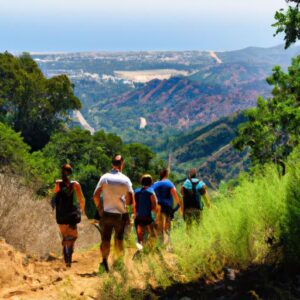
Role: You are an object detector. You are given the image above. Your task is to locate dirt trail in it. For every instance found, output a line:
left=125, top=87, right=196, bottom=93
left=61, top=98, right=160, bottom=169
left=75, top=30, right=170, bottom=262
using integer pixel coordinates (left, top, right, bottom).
left=0, top=239, right=101, bottom=300
left=0, top=237, right=157, bottom=300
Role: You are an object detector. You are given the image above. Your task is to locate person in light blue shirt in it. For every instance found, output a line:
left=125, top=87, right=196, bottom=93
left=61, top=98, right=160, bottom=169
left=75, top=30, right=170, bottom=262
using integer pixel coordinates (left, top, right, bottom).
left=180, top=168, right=211, bottom=228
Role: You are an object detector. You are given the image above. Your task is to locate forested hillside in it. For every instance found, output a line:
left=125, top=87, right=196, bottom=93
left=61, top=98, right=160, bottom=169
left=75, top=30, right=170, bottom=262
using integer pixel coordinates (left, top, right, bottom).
left=167, top=113, right=249, bottom=188
left=0, top=53, right=162, bottom=204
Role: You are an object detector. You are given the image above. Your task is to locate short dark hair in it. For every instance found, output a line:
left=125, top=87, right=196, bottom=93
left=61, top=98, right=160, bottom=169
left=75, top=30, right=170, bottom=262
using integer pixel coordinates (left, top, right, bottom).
left=62, top=164, right=73, bottom=174
left=141, top=174, right=153, bottom=186
left=189, top=168, right=197, bottom=178
left=112, top=154, right=124, bottom=167
left=159, top=168, right=169, bottom=180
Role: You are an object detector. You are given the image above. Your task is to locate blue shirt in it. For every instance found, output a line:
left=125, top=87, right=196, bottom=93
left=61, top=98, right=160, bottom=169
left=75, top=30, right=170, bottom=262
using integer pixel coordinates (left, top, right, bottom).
left=152, top=179, right=175, bottom=208
left=134, top=187, right=154, bottom=218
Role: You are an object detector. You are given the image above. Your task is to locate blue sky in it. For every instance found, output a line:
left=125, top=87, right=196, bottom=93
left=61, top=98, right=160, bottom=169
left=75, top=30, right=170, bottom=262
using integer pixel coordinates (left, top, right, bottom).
left=0, top=0, right=286, bottom=52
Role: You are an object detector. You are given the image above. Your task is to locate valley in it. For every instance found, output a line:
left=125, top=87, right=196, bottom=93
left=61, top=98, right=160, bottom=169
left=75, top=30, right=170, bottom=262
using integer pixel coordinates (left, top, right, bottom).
left=32, top=45, right=300, bottom=186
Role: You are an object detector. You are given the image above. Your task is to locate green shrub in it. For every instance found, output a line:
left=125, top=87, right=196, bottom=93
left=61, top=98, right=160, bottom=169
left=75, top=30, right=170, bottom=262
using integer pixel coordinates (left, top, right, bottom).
left=171, top=163, right=288, bottom=279
left=282, top=146, right=300, bottom=265
left=0, top=122, right=30, bottom=172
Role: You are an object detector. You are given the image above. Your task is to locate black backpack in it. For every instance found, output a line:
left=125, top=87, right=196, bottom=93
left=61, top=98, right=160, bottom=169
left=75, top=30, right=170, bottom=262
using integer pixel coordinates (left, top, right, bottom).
left=183, top=179, right=204, bottom=210
left=52, top=182, right=81, bottom=225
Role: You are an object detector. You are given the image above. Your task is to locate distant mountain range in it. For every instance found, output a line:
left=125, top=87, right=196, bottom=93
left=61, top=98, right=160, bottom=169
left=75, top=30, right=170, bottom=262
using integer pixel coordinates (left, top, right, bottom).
left=32, top=45, right=300, bottom=186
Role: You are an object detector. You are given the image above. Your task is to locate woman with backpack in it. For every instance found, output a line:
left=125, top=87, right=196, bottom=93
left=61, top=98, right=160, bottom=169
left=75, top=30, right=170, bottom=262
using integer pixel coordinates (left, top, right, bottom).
left=52, top=164, right=85, bottom=267
left=180, top=168, right=211, bottom=229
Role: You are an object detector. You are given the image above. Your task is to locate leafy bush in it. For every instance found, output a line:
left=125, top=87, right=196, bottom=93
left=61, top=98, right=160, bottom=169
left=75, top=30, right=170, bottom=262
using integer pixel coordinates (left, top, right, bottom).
left=0, top=122, right=30, bottom=172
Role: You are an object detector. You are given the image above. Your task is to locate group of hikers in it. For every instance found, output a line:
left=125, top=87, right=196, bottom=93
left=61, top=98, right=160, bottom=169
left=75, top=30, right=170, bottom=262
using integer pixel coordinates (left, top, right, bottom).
left=52, top=154, right=211, bottom=272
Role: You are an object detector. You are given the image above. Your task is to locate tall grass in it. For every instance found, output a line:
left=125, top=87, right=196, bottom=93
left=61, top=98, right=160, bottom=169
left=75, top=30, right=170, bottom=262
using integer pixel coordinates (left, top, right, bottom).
left=99, top=148, right=300, bottom=298
left=171, top=165, right=288, bottom=280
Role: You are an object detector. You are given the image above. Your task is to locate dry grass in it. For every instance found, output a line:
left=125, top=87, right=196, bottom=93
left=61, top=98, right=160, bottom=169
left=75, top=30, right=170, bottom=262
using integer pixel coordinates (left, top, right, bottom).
left=0, top=173, right=100, bottom=256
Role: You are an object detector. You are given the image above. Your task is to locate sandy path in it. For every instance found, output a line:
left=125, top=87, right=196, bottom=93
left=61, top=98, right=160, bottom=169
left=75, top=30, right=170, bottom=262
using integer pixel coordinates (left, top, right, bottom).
left=1, top=246, right=101, bottom=300
left=0, top=239, right=151, bottom=300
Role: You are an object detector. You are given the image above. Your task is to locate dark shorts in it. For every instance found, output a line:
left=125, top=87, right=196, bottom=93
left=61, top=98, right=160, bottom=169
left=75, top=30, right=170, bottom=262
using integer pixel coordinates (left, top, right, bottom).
left=184, top=208, right=201, bottom=224
left=101, top=212, right=129, bottom=242
left=134, top=217, right=153, bottom=227
left=159, top=204, right=173, bottom=217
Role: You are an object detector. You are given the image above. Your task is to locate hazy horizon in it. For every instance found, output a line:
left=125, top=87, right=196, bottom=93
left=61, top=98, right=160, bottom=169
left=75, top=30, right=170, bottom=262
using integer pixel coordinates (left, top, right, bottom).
left=0, top=0, right=287, bottom=52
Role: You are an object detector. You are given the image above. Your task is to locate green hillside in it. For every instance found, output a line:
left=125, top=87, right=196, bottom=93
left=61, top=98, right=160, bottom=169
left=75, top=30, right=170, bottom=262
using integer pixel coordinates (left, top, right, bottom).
left=166, top=113, right=249, bottom=187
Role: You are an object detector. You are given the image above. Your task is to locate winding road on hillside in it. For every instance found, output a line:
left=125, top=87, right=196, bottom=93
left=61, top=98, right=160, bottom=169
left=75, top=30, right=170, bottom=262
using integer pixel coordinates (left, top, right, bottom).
left=209, top=51, right=223, bottom=64
left=74, top=110, right=95, bottom=135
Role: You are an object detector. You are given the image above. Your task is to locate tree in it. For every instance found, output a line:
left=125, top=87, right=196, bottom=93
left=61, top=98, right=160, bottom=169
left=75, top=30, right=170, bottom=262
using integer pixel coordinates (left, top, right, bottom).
left=233, top=58, right=300, bottom=171
left=273, top=0, right=300, bottom=49
left=0, top=52, right=81, bottom=150
left=233, top=2, right=300, bottom=171
left=123, top=143, right=155, bottom=183
left=0, top=122, right=30, bottom=172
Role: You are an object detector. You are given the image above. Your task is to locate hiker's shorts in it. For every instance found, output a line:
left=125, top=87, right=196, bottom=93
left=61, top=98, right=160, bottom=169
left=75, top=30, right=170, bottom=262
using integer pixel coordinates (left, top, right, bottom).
left=183, top=208, right=201, bottom=225
left=101, top=212, right=129, bottom=242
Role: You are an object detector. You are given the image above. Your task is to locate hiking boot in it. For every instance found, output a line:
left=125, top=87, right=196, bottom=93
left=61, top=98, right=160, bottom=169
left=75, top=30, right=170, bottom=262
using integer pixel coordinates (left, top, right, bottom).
left=63, top=247, right=73, bottom=268
left=98, top=259, right=109, bottom=274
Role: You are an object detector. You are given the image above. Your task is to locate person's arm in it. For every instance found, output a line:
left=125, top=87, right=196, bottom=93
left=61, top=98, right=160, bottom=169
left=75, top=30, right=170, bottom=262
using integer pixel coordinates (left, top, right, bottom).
left=200, top=184, right=211, bottom=208
left=74, top=182, right=86, bottom=214
left=51, top=181, right=61, bottom=209
left=180, top=186, right=185, bottom=197
left=53, top=181, right=60, bottom=193
left=132, top=193, right=137, bottom=219
left=126, top=191, right=133, bottom=206
left=93, top=179, right=104, bottom=216
left=171, top=187, right=183, bottom=212
left=125, top=179, right=134, bottom=207
left=151, top=193, right=158, bottom=223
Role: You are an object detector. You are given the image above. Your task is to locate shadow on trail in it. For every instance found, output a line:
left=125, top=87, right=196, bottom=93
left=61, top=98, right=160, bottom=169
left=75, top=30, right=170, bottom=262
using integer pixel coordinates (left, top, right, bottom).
left=130, top=264, right=300, bottom=300
left=78, top=272, right=98, bottom=278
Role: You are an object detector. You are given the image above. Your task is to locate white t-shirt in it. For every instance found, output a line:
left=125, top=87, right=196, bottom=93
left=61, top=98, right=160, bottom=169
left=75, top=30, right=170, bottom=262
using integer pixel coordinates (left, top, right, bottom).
left=94, top=170, right=133, bottom=214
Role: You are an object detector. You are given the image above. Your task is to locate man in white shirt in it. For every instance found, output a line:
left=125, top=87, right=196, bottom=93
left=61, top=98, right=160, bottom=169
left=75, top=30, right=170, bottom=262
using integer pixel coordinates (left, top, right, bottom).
left=93, top=154, right=133, bottom=272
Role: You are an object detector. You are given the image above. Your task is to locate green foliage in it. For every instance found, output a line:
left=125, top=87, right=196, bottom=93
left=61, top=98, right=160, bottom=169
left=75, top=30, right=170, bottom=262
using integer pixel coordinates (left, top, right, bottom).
left=0, top=122, right=30, bottom=171
left=0, top=122, right=59, bottom=193
left=0, top=52, right=81, bottom=150
left=233, top=56, right=300, bottom=167
left=273, top=1, right=300, bottom=49
left=171, top=164, right=287, bottom=278
left=282, top=146, right=300, bottom=263
left=123, top=143, right=155, bottom=184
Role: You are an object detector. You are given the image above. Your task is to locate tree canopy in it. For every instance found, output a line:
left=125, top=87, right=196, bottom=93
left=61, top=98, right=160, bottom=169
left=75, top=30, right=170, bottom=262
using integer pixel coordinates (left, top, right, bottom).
left=0, top=52, right=81, bottom=150
left=234, top=4, right=300, bottom=171
left=273, top=0, right=300, bottom=49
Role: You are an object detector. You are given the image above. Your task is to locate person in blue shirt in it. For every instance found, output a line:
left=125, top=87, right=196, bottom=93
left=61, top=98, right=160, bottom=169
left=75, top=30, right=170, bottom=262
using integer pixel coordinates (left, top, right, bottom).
left=152, top=168, right=182, bottom=245
left=133, top=174, right=157, bottom=247
left=180, top=168, right=211, bottom=229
